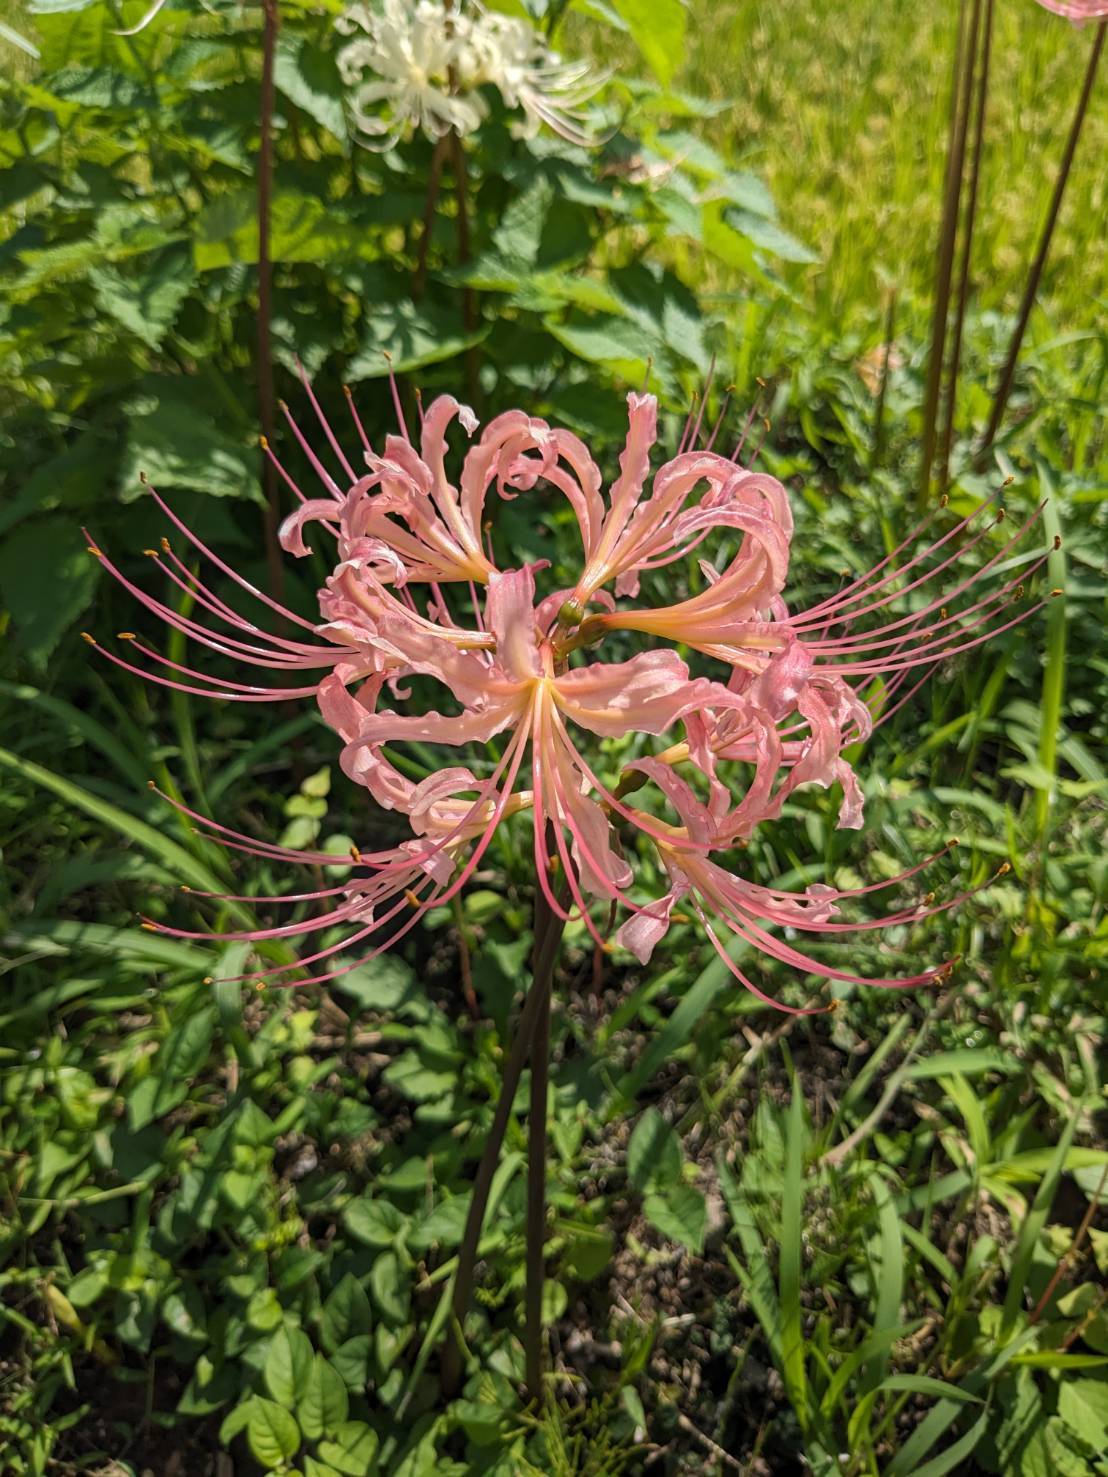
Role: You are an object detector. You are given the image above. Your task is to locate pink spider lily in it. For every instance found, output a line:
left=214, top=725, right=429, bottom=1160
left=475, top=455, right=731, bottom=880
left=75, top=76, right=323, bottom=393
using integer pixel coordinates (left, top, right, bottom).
left=87, top=372, right=1045, bottom=1011
left=1032, top=1, right=1108, bottom=19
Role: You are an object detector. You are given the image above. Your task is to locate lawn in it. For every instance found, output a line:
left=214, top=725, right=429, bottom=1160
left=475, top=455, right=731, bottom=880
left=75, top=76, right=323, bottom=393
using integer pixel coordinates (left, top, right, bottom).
left=1, top=2, right=1106, bottom=1475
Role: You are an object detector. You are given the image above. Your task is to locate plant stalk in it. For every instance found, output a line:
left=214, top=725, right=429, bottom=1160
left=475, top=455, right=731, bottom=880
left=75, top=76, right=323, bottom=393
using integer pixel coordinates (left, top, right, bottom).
left=440, top=879, right=566, bottom=1397
left=975, top=20, right=1105, bottom=467
left=936, top=0, right=993, bottom=494
left=257, top=0, right=283, bottom=602
left=918, top=0, right=977, bottom=509
left=524, top=931, right=552, bottom=1405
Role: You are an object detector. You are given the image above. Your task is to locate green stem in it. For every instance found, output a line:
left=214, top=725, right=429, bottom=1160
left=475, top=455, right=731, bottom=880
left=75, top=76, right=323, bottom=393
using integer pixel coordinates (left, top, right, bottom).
left=975, top=21, right=1105, bottom=467
left=258, top=0, right=283, bottom=604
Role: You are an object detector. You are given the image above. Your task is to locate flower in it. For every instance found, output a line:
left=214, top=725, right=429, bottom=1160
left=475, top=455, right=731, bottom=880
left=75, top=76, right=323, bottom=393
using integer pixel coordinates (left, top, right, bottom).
left=336, top=0, right=602, bottom=148
left=88, top=373, right=1046, bottom=1010
left=1032, top=1, right=1108, bottom=19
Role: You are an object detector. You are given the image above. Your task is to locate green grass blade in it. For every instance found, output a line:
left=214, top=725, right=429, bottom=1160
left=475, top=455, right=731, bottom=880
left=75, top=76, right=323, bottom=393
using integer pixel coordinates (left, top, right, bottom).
left=779, top=1083, right=809, bottom=1429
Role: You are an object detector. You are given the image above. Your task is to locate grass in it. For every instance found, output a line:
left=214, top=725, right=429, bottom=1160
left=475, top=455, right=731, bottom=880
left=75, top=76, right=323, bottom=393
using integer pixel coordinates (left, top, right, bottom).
left=686, top=0, right=1108, bottom=333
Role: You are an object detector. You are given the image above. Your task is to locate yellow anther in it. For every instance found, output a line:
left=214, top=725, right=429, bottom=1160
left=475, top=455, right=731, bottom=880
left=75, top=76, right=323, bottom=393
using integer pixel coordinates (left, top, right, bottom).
left=343, top=384, right=353, bottom=398
left=147, top=779, right=157, bottom=790
left=762, top=416, right=771, bottom=432
left=349, top=845, right=363, bottom=863
left=259, top=435, right=269, bottom=450
left=144, top=548, right=159, bottom=558
left=948, top=836, right=960, bottom=848
left=117, top=631, right=136, bottom=641
left=87, top=544, right=102, bottom=557
left=181, top=885, right=191, bottom=893
left=941, top=607, right=948, bottom=620
left=80, top=631, right=96, bottom=644
left=404, top=888, right=422, bottom=908
left=278, top=398, right=289, bottom=412
left=160, top=537, right=171, bottom=553
left=997, top=862, right=1011, bottom=877
left=939, top=494, right=949, bottom=508
left=139, top=921, right=157, bottom=932
left=1050, top=588, right=1063, bottom=598
left=1016, top=585, right=1025, bottom=599
left=924, top=891, right=936, bottom=906
left=138, top=470, right=148, bottom=484
left=995, top=508, right=1006, bottom=523
left=255, top=981, right=266, bottom=992
left=202, top=975, right=213, bottom=985
left=1003, top=475, right=1014, bottom=487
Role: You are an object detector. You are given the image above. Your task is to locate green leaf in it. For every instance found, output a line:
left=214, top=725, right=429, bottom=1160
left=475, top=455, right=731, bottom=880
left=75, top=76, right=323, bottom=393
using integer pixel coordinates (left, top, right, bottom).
left=627, top=1108, right=682, bottom=1193
left=878, top=1375, right=982, bottom=1403
left=317, top=1420, right=380, bottom=1476
left=779, top=1086, right=808, bottom=1427
left=274, top=31, right=347, bottom=143
left=612, top=0, right=686, bottom=85
left=264, top=1324, right=314, bottom=1408
left=407, top=1196, right=470, bottom=1253
left=297, top=1354, right=350, bottom=1442
left=911, top=1406, right=991, bottom=1477
left=321, top=1274, right=373, bottom=1353
left=724, top=208, right=817, bottom=264
left=193, top=190, right=364, bottom=271
left=346, top=300, right=489, bottom=382
left=643, top=1185, right=707, bottom=1254
left=121, top=378, right=258, bottom=501
left=0, top=516, right=99, bottom=667
left=247, top=1398, right=301, bottom=1468
left=370, top=1250, right=410, bottom=1326
left=344, top=1196, right=406, bottom=1249
left=90, top=245, right=195, bottom=349
left=1057, top=1378, right=1108, bottom=1450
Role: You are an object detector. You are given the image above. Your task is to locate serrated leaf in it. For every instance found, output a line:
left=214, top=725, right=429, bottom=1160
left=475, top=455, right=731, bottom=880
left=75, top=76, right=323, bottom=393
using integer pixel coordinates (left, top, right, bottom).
left=90, top=245, right=194, bottom=349
left=121, top=378, right=257, bottom=501
left=274, top=31, right=347, bottom=143
left=0, top=515, right=100, bottom=668
left=346, top=300, right=488, bottom=381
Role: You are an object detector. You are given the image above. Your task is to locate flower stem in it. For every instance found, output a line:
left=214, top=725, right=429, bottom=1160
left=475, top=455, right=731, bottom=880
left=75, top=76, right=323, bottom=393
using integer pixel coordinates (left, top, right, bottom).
left=975, top=20, right=1105, bottom=468
left=918, top=0, right=980, bottom=510
left=257, top=0, right=283, bottom=603
left=936, top=0, right=993, bottom=495
left=440, top=879, right=566, bottom=1397
left=413, top=134, right=448, bottom=301
left=524, top=936, right=552, bottom=1405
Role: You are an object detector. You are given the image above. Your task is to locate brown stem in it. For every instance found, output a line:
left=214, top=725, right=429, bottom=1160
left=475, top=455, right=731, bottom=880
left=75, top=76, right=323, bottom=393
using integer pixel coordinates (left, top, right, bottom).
left=440, top=884, right=566, bottom=1397
left=937, top=0, right=993, bottom=494
left=871, top=287, right=898, bottom=472
left=258, top=0, right=283, bottom=603
left=448, top=129, right=480, bottom=404
left=524, top=930, right=552, bottom=1405
left=1030, top=1157, right=1108, bottom=1325
left=918, top=0, right=978, bottom=510
left=413, top=134, right=448, bottom=301
left=975, top=20, right=1105, bottom=467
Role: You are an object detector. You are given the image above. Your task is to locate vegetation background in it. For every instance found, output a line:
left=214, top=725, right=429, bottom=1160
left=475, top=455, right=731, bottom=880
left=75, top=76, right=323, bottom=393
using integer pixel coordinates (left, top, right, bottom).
left=1, top=1, right=1106, bottom=1474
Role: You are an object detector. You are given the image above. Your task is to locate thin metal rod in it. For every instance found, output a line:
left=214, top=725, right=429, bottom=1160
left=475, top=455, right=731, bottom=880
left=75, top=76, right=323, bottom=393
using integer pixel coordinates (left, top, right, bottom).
left=918, top=0, right=978, bottom=509
left=975, top=20, right=1105, bottom=466
left=937, top=0, right=994, bottom=493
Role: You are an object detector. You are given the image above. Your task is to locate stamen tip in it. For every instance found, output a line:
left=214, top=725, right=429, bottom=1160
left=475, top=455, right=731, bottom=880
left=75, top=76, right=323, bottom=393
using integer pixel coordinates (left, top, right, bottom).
left=139, top=921, right=157, bottom=932
left=343, top=383, right=353, bottom=398
left=117, top=631, right=135, bottom=641
left=160, top=537, right=171, bottom=553
left=259, top=435, right=269, bottom=450
left=180, top=885, right=191, bottom=893
left=996, top=862, right=1011, bottom=877
left=144, top=548, right=159, bottom=558
left=138, top=470, right=148, bottom=485
left=80, top=631, right=96, bottom=644
left=255, top=981, right=266, bottom=992
left=202, top=975, right=214, bottom=985
left=147, top=780, right=157, bottom=790
left=87, top=544, right=102, bottom=557
left=948, top=836, right=960, bottom=848
left=1050, top=587, right=1063, bottom=598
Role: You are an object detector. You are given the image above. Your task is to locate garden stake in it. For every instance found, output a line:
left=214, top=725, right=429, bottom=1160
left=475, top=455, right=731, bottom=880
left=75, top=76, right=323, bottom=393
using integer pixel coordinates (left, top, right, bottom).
left=975, top=19, right=1105, bottom=466
left=937, top=0, right=994, bottom=494
left=919, top=0, right=979, bottom=509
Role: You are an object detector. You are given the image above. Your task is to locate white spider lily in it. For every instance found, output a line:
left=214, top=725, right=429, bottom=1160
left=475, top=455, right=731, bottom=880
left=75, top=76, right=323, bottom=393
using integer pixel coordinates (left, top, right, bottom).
left=336, top=0, right=602, bottom=148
